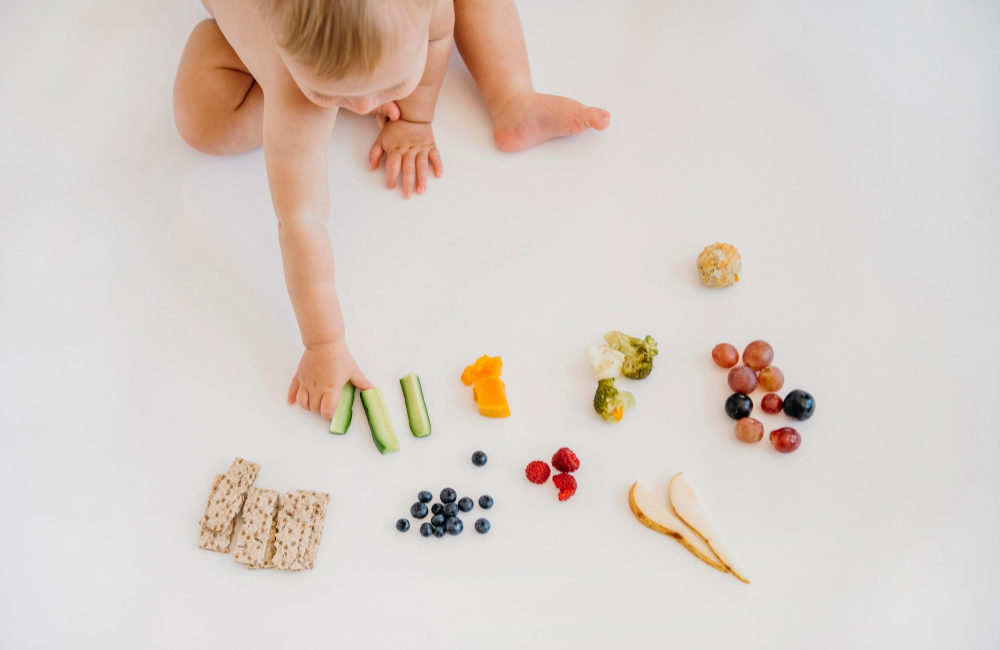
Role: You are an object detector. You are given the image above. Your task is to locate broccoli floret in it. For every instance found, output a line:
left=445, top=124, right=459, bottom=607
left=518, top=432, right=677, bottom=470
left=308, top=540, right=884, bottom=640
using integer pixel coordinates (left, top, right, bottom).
left=593, top=378, right=636, bottom=422
left=604, top=330, right=659, bottom=380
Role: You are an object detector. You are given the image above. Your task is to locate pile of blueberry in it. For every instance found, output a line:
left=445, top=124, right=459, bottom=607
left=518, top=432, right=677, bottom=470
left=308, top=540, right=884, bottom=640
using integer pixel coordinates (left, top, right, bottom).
left=394, top=451, right=492, bottom=537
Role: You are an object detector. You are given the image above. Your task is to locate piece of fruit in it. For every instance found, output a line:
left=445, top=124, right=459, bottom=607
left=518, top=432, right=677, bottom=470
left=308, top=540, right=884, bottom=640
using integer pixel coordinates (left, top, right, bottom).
left=472, top=375, right=511, bottom=418
left=419, top=522, right=433, bottom=537
left=442, top=503, right=459, bottom=518
left=478, top=495, right=493, bottom=509
left=727, top=366, right=758, bottom=394
left=396, top=518, right=410, bottom=532
left=742, top=340, right=774, bottom=371
left=770, top=427, right=801, bottom=453
left=711, top=343, right=739, bottom=368
left=627, top=481, right=727, bottom=573
left=461, top=355, right=503, bottom=386
left=410, top=502, right=428, bottom=519
left=430, top=503, right=443, bottom=516
left=668, top=473, right=748, bottom=583
left=757, top=366, right=784, bottom=392
left=761, top=393, right=783, bottom=414
left=399, top=373, right=431, bottom=438
left=471, top=451, right=488, bottom=467
left=525, top=461, right=551, bottom=484
left=783, top=389, right=815, bottom=420
left=360, top=387, right=400, bottom=454
left=430, top=514, right=446, bottom=528
left=724, top=393, right=753, bottom=420
left=418, top=490, right=433, bottom=503
left=440, top=488, right=457, bottom=504
left=553, top=473, right=577, bottom=501
left=457, top=497, right=474, bottom=512
left=433, top=526, right=446, bottom=538
left=734, top=417, right=764, bottom=443
left=551, top=447, right=580, bottom=473
left=328, top=382, right=356, bottom=435
left=445, top=517, right=464, bottom=535
left=474, top=518, right=490, bottom=534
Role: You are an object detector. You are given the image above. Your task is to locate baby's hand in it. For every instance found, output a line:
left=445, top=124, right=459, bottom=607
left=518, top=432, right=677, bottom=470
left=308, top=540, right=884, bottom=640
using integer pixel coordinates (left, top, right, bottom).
left=287, top=341, right=372, bottom=420
left=368, top=118, right=443, bottom=198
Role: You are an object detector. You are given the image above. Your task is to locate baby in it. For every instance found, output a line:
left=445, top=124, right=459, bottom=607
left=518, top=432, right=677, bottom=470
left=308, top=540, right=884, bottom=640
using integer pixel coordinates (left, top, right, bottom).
left=173, top=0, right=610, bottom=420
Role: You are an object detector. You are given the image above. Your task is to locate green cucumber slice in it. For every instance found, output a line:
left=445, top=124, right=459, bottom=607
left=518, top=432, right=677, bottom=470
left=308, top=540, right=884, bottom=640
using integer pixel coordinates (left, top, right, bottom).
left=360, top=387, right=400, bottom=454
left=328, top=382, right=356, bottom=435
left=399, top=373, right=431, bottom=438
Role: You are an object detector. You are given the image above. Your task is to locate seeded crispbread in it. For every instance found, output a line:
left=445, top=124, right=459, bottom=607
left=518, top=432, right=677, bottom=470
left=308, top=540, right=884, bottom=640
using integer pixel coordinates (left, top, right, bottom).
left=233, top=487, right=280, bottom=568
left=198, top=474, right=236, bottom=552
left=199, top=458, right=260, bottom=533
left=273, top=490, right=330, bottom=571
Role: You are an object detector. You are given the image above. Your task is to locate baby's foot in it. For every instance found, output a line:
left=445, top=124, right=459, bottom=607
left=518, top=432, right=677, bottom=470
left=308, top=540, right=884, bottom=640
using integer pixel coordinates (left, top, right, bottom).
left=491, top=92, right=610, bottom=152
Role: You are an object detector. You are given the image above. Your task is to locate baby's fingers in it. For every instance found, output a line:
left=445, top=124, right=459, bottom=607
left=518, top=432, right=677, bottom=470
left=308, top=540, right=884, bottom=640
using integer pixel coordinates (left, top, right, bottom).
left=369, top=140, right=384, bottom=171
left=319, top=391, right=337, bottom=420
left=402, top=150, right=417, bottom=198
left=296, top=385, right=310, bottom=411
left=429, top=148, right=444, bottom=178
left=415, top=150, right=429, bottom=194
left=352, top=370, right=374, bottom=391
left=385, top=151, right=402, bottom=189
left=287, top=376, right=300, bottom=405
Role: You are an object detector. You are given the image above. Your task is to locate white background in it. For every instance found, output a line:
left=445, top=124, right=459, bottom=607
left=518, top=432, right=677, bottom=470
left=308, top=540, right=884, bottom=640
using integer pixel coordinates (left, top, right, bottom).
left=2, top=1, right=999, bottom=648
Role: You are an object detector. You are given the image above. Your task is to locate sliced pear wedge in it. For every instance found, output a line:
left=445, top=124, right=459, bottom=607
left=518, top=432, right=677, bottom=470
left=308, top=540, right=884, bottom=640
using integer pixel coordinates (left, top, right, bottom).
left=628, top=481, right=728, bottom=574
left=669, top=473, right=749, bottom=584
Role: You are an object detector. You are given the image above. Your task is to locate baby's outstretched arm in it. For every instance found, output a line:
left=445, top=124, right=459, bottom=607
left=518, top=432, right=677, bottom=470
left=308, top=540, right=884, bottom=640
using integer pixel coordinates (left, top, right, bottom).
left=264, top=87, right=372, bottom=418
left=368, top=1, right=455, bottom=197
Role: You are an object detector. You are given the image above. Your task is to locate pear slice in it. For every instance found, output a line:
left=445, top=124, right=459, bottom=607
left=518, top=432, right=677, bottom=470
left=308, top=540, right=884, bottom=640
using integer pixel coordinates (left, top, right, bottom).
left=628, top=481, right=728, bottom=573
left=668, top=473, right=749, bottom=584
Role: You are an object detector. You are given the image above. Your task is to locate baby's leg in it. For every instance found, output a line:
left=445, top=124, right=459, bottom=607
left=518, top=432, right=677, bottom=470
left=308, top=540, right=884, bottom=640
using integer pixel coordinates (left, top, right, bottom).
left=173, top=19, right=264, bottom=155
left=453, top=0, right=610, bottom=152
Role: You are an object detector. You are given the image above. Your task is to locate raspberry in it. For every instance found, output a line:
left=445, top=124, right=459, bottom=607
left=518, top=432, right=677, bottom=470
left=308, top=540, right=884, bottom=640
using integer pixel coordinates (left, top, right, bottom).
left=525, top=461, right=551, bottom=484
left=552, top=473, right=577, bottom=501
left=551, top=447, right=580, bottom=473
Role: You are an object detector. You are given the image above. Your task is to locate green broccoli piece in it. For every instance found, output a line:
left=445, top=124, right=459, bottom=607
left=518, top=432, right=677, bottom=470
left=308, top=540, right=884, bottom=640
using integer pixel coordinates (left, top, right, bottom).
left=604, top=330, right=659, bottom=380
left=593, top=378, right=636, bottom=422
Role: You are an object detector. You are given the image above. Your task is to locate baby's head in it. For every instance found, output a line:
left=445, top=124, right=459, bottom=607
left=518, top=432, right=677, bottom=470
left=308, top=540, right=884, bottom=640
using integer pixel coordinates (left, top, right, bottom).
left=256, top=0, right=432, bottom=113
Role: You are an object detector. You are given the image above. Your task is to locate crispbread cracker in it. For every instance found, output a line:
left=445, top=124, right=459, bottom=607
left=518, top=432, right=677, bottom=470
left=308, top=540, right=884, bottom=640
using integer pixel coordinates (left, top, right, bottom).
left=233, top=487, right=279, bottom=568
left=273, top=490, right=330, bottom=571
left=198, top=474, right=236, bottom=552
left=200, top=458, right=260, bottom=533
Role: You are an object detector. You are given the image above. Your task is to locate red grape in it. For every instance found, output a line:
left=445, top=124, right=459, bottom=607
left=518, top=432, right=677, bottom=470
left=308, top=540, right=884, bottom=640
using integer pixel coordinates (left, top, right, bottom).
left=728, top=366, right=758, bottom=393
left=711, top=343, right=739, bottom=368
left=743, top=340, right=774, bottom=371
left=761, top=393, right=784, bottom=414
left=758, top=366, right=784, bottom=392
left=769, top=427, right=801, bottom=453
left=734, top=417, right=764, bottom=443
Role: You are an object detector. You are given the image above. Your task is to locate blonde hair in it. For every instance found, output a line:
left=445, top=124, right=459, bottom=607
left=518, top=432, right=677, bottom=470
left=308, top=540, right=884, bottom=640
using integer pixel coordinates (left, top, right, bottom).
left=257, top=0, right=429, bottom=79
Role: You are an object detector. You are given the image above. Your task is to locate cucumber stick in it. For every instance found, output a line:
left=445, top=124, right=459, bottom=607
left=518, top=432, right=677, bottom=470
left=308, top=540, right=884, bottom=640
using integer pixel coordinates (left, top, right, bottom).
left=399, top=374, right=431, bottom=438
left=328, top=382, right=356, bottom=435
left=360, top=387, right=400, bottom=454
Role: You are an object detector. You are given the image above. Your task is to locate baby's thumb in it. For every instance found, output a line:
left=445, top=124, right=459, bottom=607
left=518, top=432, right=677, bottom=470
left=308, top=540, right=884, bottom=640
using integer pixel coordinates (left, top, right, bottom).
left=351, top=371, right=374, bottom=391
left=377, top=101, right=400, bottom=122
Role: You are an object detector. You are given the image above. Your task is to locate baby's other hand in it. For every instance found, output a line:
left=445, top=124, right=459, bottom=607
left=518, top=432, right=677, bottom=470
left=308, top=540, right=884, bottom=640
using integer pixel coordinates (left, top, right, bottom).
left=368, top=118, right=443, bottom=198
left=287, top=341, right=372, bottom=420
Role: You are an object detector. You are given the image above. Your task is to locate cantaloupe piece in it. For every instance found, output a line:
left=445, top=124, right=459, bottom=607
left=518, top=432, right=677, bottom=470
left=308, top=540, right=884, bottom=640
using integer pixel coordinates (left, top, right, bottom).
left=461, top=355, right=503, bottom=386
left=472, top=375, right=510, bottom=418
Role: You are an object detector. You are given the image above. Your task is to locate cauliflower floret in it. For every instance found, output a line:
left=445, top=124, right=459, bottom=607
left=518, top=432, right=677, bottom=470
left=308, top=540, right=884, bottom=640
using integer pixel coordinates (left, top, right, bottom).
left=586, top=343, right=626, bottom=380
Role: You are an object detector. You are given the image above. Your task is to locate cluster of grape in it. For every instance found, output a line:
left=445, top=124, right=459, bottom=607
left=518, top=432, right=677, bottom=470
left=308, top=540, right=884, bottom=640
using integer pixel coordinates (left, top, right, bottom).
left=711, top=341, right=815, bottom=454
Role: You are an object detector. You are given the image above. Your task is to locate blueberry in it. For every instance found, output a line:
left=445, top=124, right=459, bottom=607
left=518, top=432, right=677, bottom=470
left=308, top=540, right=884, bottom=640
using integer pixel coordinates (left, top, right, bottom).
left=457, top=497, right=474, bottom=512
left=410, top=502, right=428, bottom=519
left=478, top=495, right=493, bottom=509
left=431, top=503, right=443, bottom=516
left=440, top=488, right=457, bottom=504
left=395, top=518, right=410, bottom=532
left=471, top=451, right=488, bottom=466
left=432, top=526, right=446, bottom=538
left=783, top=389, right=815, bottom=421
left=442, top=503, right=459, bottom=518
left=430, top=514, right=446, bottom=528
left=419, top=522, right=433, bottom=537
left=474, top=518, right=490, bottom=534
left=445, top=517, right=463, bottom=535
left=724, top=393, right=753, bottom=420
left=418, top=490, right=433, bottom=503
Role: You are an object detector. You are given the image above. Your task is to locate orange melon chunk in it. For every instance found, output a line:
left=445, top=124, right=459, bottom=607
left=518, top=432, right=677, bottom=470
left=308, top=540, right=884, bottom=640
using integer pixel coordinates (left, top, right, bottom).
left=461, top=355, right=503, bottom=386
left=472, top=375, right=510, bottom=418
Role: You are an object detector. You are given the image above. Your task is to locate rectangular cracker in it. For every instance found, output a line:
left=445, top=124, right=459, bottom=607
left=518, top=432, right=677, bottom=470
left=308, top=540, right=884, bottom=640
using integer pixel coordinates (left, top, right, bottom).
left=198, top=474, right=236, bottom=552
left=272, top=490, right=330, bottom=571
left=199, top=457, right=260, bottom=533
left=233, top=487, right=280, bottom=568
